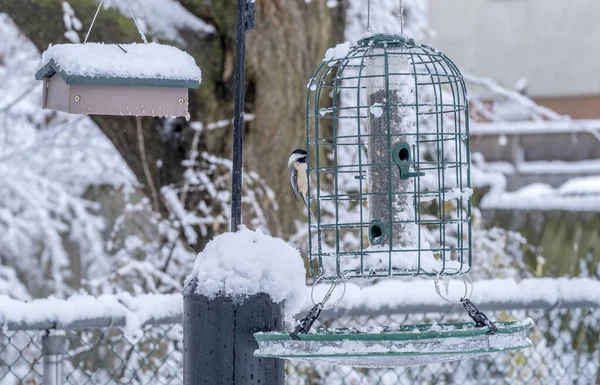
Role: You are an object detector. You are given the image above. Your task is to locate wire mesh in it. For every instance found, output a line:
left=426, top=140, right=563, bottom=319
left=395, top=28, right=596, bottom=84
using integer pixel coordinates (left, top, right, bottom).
left=305, top=34, right=471, bottom=281
left=1, top=307, right=598, bottom=385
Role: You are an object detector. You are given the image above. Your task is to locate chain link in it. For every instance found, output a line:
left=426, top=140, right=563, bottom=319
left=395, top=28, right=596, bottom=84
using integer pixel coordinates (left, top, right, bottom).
left=461, top=298, right=498, bottom=335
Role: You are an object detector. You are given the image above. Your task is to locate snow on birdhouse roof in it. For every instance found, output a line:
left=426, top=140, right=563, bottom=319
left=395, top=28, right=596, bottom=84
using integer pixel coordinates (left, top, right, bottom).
left=35, top=42, right=202, bottom=88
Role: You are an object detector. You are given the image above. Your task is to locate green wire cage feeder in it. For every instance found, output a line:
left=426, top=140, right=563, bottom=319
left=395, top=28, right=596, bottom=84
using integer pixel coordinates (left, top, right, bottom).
left=307, top=34, right=472, bottom=280
left=255, top=33, right=533, bottom=366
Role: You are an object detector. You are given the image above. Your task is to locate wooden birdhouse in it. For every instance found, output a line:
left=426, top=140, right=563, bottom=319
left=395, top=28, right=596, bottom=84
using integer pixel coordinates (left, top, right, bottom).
left=35, top=43, right=201, bottom=117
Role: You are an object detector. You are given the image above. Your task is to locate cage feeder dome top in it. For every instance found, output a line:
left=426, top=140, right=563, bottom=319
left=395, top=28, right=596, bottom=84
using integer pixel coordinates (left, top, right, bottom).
left=357, top=33, right=416, bottom=47
left=36, top=43, right=201, bottom=117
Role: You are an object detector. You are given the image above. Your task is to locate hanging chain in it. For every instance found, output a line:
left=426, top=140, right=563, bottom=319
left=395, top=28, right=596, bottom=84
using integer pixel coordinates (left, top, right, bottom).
left=290, top=279, right=345, bottom=340
left=461, top=298, right=498, bottom=335
left=84, top=0, right=147, bottom=44
left=289, top=303, right=323, bottom=340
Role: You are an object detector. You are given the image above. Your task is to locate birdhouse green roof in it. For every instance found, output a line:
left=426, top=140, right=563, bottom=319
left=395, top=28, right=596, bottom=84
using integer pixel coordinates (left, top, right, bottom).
left=35, top=43, right=202, bottom=89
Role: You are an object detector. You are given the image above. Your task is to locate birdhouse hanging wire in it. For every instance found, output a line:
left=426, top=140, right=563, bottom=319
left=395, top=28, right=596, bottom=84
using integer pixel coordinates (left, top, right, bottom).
left=305, top=33, right=472, bottom=281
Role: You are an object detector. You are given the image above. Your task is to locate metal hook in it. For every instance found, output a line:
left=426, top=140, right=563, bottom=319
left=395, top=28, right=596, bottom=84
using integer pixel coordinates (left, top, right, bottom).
left=310, top=277, right=347, bottom=310
left=434, top=271, right=473, bottom=304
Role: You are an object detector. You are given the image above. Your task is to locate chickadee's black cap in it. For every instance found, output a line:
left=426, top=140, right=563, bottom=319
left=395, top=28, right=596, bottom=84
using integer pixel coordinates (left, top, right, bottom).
left=290, top=149, right=307, bottom=156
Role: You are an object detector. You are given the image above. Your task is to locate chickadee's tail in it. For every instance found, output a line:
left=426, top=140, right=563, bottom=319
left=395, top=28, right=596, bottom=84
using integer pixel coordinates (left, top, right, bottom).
left=300, top=193, right=317, bottom=222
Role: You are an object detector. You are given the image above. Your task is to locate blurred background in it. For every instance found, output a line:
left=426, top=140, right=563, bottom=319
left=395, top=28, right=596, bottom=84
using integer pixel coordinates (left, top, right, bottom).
left=0, top=0, right=598, bottom=384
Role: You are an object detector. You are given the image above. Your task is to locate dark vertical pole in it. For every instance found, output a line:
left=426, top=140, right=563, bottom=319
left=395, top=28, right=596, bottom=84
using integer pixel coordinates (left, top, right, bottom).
left=185, top=8, right=283, bottom=385
left=231, top=0, right=255, bottom=232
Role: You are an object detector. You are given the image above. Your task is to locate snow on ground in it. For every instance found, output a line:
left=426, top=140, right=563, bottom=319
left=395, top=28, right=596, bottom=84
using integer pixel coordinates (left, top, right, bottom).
left=39, top=43, right=201, bottom=82
left=185, top=226, right=307, bottom=314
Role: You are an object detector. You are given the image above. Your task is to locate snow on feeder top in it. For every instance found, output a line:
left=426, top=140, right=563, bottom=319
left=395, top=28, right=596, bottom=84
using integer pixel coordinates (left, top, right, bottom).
left=35, top=42, right=201, bottom=117
left=305, top=33, right=472, bottom=281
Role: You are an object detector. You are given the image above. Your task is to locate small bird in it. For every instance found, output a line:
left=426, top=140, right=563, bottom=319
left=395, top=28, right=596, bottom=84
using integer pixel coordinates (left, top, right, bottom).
left=288, top=149, right=316, bottom=221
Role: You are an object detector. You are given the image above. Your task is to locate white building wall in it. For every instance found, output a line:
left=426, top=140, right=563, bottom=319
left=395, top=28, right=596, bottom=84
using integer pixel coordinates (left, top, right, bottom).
left=427, top=0, right=600, bottom=97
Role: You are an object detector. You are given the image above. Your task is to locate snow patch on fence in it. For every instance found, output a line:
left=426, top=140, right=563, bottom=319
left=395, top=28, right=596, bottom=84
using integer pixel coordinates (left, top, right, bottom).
left=0, top=293, right=181, bottom=333
left=482, top=177, right=600, bottom=212
left=1, top=278, right=598, bottom=331
left=309, top=277, right=600, bottom=315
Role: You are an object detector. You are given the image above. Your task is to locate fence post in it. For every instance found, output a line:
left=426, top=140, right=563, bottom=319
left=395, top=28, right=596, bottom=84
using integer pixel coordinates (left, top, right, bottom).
left=183, top=279, right=285, bottom=385
left=42, top=332, right=66, bottom=385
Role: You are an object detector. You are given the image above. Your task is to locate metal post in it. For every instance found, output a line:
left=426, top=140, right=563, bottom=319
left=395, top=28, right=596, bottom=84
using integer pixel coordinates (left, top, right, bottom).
left=42, top=332, right=66, bottom=385
left=183, top=279, right=285, bottom=385
left=231, top=0, right=255, bottom=232
left=183, top=2, right=283, bottom=383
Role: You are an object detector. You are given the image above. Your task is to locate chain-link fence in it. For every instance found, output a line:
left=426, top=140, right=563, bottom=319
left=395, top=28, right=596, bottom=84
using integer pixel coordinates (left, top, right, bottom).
left=1, top=305, right=599, bottom=384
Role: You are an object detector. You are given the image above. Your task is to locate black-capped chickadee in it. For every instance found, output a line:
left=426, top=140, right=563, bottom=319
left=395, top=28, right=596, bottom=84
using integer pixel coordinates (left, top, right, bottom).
left=288, top=149, right=316, bottom=221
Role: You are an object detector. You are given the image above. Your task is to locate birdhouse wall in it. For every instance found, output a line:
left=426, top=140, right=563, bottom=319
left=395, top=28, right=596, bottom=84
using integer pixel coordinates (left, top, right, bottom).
left=42, top=75, right=190, bottom=117
left=68, top=84, right=189, bottom=117
left=44, top=75, right=71, bottom=112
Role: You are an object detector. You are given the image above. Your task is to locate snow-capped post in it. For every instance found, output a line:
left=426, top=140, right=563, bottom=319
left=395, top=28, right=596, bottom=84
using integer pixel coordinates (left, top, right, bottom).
left=231, top=0, right=256, bottom=233
left=183, top=228, right=304, bottom=385
left=185, top=3, right=271, bottom=384
left=42, top=332, right=66, bottom=385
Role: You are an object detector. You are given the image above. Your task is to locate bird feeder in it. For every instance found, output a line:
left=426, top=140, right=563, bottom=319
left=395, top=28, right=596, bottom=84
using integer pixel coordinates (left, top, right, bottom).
left=304, top=33, right=473, bottom=280
left=254, top=33, right=533, bottom=367
left=35, top=42, right=201, bottom=117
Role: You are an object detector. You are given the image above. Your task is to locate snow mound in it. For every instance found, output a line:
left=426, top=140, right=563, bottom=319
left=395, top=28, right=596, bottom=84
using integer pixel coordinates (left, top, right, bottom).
left=324, top=41, right=352, bottom=64
left=559, top=176, right=600, bottom=196
left=482, top=178, right=600, bottom=212
left=186, top=226, right=306, bottom=312
left=38, top=42, right=201, bottom=82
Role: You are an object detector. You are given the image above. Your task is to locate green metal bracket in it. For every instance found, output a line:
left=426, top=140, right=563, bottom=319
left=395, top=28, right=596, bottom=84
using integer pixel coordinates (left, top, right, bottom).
left=392, top=142, right=425, bottom=180
left=369, top=220, right=389, bottom=246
